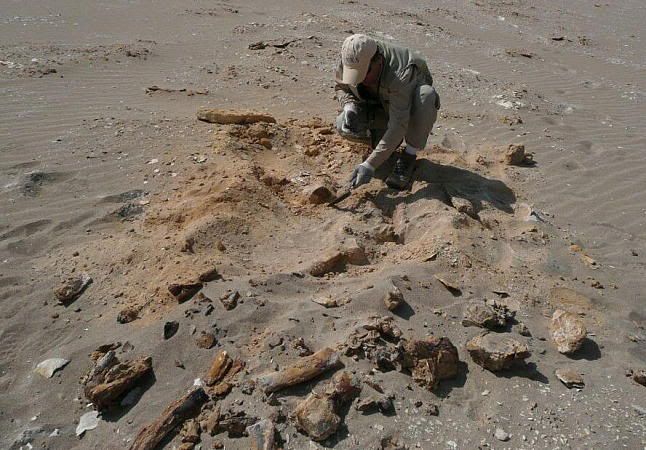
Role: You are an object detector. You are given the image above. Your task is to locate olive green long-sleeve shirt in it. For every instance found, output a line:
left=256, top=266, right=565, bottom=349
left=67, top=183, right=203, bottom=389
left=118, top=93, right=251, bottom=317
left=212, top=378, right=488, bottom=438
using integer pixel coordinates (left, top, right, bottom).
left=335, top=39, right=433, bottom=168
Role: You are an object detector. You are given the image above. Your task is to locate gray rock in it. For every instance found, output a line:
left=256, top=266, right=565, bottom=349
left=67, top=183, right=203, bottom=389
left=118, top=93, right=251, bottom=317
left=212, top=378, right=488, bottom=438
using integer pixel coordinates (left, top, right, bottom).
left=550, top=309, right=586, bottom=354
left=462, top=302, right=505, bottom=329
left=54, top=273, right=92, bottom=305
left=295, top=393, right=339, bottom=441
left=494, top=427, right=510, bottom=441
left=555, top=368, right=584, bottom=389
left=466, top=332, right=530, bottom=371
left=383, top=285, right=404, bottom=311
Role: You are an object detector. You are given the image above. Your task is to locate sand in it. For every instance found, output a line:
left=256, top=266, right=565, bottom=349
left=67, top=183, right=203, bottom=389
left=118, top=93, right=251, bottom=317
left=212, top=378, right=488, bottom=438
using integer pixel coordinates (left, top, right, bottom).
left=1, top=0, right=645, bottom=449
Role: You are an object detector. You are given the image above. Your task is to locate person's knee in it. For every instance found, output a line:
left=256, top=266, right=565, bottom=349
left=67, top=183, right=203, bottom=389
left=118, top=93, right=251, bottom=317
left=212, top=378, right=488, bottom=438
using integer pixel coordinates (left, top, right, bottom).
left=418, top=85, right=439, bottom=112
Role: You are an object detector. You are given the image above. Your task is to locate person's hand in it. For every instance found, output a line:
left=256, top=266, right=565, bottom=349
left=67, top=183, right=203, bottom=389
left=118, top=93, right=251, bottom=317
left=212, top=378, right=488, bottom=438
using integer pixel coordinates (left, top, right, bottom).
left=342, top=103, right=360, bottom=133
left=349, top=163, right=374, bottom=188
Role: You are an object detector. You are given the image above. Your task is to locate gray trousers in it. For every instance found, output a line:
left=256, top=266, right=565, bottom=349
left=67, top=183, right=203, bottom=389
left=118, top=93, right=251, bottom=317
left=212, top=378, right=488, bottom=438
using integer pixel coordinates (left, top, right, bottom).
left=336, top=85, right=440, bottom=152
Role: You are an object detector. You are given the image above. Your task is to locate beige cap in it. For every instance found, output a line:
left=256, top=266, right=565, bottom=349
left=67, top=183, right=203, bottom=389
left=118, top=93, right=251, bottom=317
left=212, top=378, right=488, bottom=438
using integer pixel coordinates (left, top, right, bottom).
left=341, top=34, right=378, bottom=86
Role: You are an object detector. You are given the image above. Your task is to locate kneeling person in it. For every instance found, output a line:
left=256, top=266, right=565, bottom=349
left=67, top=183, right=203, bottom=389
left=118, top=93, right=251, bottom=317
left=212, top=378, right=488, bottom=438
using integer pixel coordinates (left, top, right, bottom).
left=335, top=34, right=440, bottom=190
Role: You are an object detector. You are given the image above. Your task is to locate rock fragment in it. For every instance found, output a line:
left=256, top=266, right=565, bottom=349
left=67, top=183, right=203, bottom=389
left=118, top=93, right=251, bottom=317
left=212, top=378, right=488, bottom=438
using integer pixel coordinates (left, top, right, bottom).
left=35, top=358, right=70, bottom=378
left=380, top=435, right=408, bottom=449
left=198, top=267, right=220, bottom=282
left=550, top=309, right=586, bottom=354
left=364, top=315, right=403, bottom=341
left=555, top=368, right=585, bottom=388
left=91, top=343, right=122, bottom=361
left=461, top=302, right=506, bottom=329
left=117, top=306, right=139, bottom=324
left=294, top=371, right=360, bottom=441
left=197, top=109, right=276, bottom=125
left=220, top=290, right=240, bottom=310
left=308, top=251, right=344, bottom=277
left=400, top=337, right=459, bottom=390
left=247, top=418, right=276, bottom=450
left=426, top=403, right=439, bottom=416
left=311, top=296, right=342, bottom=308
left=434, top=274, right=461, bottom=296
left=356, top=392, right=394, bottom=414
left=516, top=322, right=531, bottom=336
left=294, top=392, right=338, bottom=441
left=216, top=409, right=258, bottom=437
left=383, top=285, right=404, bottom=311
left=195, top=332, right=217, bottom=349
left=630, top=368, right=646, bottom=387
left=164, top=321, right=179, bottom=340
left=324, top=370, right=362, bottom=403
left=494, top=427, right=510, bottom=442
left=372, top=224, right=398, bottom=243
left=466, top=332, right=530, bottom=371
left=54, top=273, right=92, bottom=305
left=503, top=143, right=531, bottom=165
left=256, top=347, right=341, bottom=394
left=180, top=419, right=200, bottom=444
left=168, top=282, right=203, bottom=303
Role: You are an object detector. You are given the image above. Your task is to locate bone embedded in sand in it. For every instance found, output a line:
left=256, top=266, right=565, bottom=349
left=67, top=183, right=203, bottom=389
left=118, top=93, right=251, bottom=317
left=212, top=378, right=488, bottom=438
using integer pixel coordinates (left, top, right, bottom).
left=205, top=350, right=233, bottom=386
left=197, top=109, right=276, bottom=125
left=84, top=356, right=153, bottom=411
left=549, top=309, right=587, bottom=354
left=129, top=387, right=209, bottom=450
left=168, top=282, right=203, bottom=303
left=305, top=184, right=334, bottom=205
left=307, top=239, right=368, bottom=277
left=255, top=347, right=342, bottom=394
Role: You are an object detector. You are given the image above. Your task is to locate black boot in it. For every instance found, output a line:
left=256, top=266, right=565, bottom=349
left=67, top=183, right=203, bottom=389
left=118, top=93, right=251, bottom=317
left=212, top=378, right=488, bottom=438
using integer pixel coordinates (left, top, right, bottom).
left=386, top=152, right=417, bottom=190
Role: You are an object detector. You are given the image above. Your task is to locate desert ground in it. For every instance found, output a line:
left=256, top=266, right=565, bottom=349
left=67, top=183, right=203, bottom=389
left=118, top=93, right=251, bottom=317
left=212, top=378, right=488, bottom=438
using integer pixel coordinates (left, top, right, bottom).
left=1, top=0, right=645, bottom=449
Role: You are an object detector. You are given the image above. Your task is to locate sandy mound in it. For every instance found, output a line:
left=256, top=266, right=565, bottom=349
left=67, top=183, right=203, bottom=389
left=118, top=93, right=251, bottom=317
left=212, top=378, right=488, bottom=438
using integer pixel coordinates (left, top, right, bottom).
left=13, top=109, right=629, bottom=449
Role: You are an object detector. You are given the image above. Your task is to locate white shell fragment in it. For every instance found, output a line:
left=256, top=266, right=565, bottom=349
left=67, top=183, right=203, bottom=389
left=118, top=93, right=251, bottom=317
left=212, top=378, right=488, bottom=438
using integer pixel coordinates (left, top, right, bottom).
left=34, top=358, right=70, bottom=378
left=76, top=411, right=100, bottom=436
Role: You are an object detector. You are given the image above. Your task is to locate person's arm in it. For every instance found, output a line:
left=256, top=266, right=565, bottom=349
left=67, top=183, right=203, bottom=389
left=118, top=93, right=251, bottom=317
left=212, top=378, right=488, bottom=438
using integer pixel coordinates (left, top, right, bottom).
left=364, top=67, right=416, bottom=169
